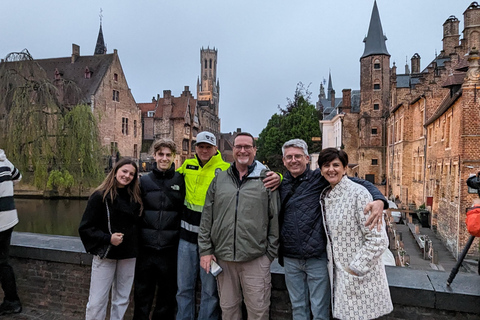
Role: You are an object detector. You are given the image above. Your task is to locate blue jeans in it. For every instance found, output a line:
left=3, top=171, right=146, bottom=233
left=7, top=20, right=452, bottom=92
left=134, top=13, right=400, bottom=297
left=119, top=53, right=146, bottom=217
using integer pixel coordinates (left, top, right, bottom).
left=284, top=254, right=330, bottom=320
left=176, top=239, right=220, bottom=320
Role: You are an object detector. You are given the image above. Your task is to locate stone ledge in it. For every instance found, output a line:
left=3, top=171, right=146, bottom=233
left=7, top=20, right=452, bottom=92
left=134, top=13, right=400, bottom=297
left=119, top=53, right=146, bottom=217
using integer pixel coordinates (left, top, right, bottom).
left=10, top=232, right=480, bottom=315
left=11, top=232, right=92, bottom=266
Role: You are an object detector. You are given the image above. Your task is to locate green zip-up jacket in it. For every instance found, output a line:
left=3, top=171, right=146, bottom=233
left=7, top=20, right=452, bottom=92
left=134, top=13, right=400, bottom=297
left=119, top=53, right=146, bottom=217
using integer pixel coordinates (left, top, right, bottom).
left=198, top=160, right=280, bottom=262
left=177, top=151, right=230, bottom=243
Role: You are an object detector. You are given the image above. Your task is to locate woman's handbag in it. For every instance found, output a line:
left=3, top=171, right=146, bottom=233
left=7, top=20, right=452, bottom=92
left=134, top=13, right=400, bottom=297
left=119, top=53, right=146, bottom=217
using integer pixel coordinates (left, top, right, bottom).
left=97, top=202, right=113, bottom=259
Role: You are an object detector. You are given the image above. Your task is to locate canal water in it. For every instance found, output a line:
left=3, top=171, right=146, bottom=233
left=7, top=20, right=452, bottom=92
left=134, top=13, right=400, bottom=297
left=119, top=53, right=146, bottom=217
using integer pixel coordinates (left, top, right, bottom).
left=14, top=198, right=87, bottom=237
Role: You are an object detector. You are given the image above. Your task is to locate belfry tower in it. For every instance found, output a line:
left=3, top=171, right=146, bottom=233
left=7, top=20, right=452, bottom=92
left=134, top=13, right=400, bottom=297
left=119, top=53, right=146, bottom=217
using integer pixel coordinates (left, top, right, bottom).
left=197, top=47, right=220, bottom=117
left=196, top=47, right=220, bottom=134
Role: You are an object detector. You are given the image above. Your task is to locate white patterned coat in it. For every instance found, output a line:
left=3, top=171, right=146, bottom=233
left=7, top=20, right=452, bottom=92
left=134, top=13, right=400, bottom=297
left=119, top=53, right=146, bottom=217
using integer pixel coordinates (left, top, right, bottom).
left=320, top=176, right=393, bottom=320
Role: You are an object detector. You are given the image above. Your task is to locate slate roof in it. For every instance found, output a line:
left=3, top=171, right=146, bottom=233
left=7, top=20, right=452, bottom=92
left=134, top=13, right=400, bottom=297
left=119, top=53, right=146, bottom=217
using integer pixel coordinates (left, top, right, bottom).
left=35, top=54, right=114, bottom=104
left=94, top=24, right=107, bottom=55
left=361, top=1, right=390, bottom=58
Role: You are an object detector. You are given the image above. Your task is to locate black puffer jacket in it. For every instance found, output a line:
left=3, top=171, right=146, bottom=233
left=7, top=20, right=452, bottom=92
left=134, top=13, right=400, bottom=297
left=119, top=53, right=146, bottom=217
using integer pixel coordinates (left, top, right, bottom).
left=139, top=165, right=185, bottom=251
left=280, top=167, right=387, bottom=260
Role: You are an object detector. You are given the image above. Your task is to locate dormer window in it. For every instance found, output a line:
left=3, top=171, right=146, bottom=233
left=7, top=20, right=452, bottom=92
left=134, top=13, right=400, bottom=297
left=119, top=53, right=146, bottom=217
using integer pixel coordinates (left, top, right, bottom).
left=54, top=68, right=62, bottom=80
left=85, top=67, right=92, bottom=79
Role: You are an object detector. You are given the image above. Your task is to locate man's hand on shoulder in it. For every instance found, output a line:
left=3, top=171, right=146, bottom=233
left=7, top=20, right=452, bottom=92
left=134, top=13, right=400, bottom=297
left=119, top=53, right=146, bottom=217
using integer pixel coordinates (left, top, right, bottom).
left=364, top=200, right=384, bottom=231
left=263, top=171, right=281, bottom=191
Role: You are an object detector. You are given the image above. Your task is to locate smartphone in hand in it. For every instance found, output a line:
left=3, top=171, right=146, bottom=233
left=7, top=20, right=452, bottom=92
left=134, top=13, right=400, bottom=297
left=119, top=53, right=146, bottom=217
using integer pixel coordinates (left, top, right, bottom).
left=210, top=260, right=223, bottom=277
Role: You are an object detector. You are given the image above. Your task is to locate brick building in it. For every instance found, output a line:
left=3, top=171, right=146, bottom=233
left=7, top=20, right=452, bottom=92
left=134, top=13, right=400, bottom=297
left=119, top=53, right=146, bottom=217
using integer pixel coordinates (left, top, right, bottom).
left=138, top=47, right=221, bottom=166
left=321, top=1, right=480, bottom=258
left=138, top=87, right=199, bottom=168
left=0, top=23, right=142, bottom=162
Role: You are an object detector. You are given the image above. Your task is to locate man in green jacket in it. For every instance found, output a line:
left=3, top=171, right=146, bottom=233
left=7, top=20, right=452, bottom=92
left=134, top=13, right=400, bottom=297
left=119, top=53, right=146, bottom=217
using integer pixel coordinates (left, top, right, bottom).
left=176, top=131, right=279, bottom=320
left=199, top=132, right=280, bottom=320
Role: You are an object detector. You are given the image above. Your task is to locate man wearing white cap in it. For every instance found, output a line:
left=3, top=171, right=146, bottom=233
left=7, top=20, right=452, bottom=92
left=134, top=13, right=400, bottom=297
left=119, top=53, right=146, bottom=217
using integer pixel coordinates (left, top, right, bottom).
left=176, top=131, right=280, bottom=320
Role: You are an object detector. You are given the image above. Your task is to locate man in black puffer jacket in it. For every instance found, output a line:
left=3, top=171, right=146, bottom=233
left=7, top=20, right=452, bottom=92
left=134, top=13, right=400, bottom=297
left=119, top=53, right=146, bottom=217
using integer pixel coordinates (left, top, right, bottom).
left=279, top=139, right=387, bottom=320
left=133, top=139, right=185, bottom=320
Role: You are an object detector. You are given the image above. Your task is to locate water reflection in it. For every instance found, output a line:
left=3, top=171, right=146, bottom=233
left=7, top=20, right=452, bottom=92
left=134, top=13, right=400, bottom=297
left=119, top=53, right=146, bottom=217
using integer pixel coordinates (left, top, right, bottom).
left=14, top=198, right=87, bottom=237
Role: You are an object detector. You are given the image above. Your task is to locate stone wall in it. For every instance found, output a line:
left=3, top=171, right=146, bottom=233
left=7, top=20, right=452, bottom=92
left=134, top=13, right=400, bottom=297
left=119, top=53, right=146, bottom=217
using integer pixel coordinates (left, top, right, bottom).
left=3, top=233, right=479, bottom=319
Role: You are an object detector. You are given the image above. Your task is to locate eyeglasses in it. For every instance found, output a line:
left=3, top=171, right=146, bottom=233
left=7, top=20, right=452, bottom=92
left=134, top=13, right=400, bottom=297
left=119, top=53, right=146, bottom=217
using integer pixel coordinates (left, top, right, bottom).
left=233, top=145, right=254, bottom=151
left=284, top=154, right=305, bottom=161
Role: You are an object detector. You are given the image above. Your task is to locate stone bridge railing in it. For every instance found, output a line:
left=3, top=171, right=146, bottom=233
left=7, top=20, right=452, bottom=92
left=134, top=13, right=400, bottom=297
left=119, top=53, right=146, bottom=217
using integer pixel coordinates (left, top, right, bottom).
left=3, top=232, right=479, bottom=320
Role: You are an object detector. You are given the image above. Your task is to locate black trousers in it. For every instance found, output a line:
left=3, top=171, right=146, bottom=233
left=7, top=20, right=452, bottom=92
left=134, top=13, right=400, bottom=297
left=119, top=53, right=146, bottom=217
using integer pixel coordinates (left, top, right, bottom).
left=0, top=227, right=19, bottom=302
left=133, top=247, right=177, bottom=320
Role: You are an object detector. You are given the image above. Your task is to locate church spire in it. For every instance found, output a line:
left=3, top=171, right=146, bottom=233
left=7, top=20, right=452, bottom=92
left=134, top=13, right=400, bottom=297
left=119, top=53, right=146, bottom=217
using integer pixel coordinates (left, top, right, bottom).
left=361, top=0, right=389, bottom=58
left=327, top=71, right=333, bottom=101
left=94, top=9, right=107, bottom=55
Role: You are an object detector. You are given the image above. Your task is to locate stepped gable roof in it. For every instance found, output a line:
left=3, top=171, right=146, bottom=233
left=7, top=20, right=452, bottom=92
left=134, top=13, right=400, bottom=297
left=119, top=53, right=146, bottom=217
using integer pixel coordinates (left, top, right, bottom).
left=36, top=54, right=114, bottom=103
left=361, top=0, right=390, bottom=58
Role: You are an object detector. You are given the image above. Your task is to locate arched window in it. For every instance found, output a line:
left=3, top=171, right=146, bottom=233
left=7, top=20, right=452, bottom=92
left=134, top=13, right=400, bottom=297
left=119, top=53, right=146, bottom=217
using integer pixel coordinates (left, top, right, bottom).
left=374, top=59, right=381, bottom=70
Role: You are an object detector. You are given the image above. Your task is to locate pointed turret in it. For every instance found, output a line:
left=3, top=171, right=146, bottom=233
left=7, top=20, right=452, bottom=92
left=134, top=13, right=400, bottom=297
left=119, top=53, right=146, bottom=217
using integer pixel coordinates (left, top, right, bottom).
left=361, top=1, right=389, bottom=58
left=327, top=72, right=333, bottom=101
left=94, top=24, right=107, bottom=55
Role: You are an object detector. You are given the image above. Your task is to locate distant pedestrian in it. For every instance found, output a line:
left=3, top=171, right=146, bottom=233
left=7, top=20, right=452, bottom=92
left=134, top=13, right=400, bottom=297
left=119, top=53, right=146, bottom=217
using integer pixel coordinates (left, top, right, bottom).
left=79, top=158, right=143, bottom=320
left=318, top=148, right=393, bottom=320
left=0, top=149, right=22, bottom=315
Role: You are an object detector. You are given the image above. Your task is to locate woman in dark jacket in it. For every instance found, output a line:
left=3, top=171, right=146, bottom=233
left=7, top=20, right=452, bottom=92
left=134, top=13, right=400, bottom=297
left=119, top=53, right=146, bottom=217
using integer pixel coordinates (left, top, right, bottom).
left=79, top=158, right=142, bottom=320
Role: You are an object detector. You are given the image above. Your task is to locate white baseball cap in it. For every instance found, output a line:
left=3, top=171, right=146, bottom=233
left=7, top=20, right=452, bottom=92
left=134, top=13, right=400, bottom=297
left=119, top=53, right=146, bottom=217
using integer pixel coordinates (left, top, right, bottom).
left=196, top=131, right=217, bottom=146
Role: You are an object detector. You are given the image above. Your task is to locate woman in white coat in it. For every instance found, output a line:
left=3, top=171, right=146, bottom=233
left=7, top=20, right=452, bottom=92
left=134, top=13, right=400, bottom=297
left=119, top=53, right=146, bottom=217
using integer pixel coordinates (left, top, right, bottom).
left=318, top=148, right=393, bottom=320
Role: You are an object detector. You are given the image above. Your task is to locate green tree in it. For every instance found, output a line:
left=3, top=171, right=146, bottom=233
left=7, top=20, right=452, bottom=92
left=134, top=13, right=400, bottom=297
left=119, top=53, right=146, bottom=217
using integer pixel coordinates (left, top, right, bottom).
left=257, top=82, right=322, bottom=173
left=0, top=49, right=104, bottom=190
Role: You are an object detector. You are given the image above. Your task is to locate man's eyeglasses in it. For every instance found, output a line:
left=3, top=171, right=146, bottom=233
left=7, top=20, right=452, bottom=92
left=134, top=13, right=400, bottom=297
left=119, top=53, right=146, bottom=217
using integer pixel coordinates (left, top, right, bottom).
left=284, top=154, right=304, bottom=161
left=233, top=145, right=254, bottom=151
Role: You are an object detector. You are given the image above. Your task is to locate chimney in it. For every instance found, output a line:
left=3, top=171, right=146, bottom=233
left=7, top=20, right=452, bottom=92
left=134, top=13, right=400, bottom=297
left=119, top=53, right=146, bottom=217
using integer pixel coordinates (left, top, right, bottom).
left=183, top=86, right=190, bottom=96
left=342, top=89, right=352, bottom=112
left=442, top=15, right=460, bottom=55
left=411, top=53, right=421, bottom=73
left=71, top=44, right=80, bottom=63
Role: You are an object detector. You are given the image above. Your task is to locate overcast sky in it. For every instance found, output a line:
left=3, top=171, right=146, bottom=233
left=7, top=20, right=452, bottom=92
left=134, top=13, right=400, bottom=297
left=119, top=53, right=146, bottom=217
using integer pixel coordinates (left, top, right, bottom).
left=1, top=0, right=474, bottom=136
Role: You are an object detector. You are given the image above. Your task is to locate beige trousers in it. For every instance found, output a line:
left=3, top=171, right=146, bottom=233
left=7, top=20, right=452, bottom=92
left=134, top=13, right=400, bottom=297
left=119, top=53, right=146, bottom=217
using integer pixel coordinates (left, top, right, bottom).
left=216, top=255, right=272, bottom=320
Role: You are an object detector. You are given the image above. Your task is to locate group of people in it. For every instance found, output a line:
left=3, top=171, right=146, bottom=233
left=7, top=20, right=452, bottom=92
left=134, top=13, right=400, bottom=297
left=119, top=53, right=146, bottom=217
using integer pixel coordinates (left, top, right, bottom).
left=78, top=131, right=394, bottom=320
